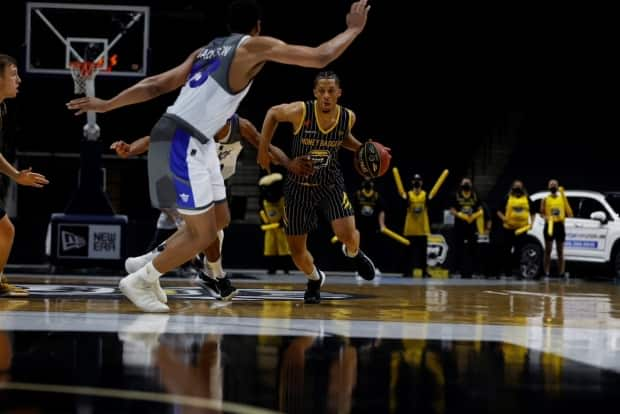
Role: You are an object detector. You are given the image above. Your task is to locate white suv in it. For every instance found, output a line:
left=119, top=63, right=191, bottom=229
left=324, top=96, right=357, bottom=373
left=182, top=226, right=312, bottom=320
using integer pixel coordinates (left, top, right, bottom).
left=520, top=190, right=620, bottom=278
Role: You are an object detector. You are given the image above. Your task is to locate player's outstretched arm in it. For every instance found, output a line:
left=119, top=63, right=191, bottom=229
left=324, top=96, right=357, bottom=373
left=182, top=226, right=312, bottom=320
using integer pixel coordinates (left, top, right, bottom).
left=257, top=102, right=304, bottom=171
left=66, top=49, right=200, bottom=115
left=247, top=0, right=369, bottom=68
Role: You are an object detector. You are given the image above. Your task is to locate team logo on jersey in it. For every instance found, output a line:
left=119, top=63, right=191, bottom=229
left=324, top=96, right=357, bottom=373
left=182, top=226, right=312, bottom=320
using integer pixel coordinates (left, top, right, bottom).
left=309, top=149, right=330, bottom=169
left=179, top=193, right=190, bottom=203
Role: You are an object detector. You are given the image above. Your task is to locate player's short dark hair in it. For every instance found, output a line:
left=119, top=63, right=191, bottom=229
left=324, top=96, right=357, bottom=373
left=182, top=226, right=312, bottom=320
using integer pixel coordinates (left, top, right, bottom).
left=227, top=0, right=261, bottom=34
left=0, top=54, right=17, bottom=78
left=313, top=70, right=340, bottom=88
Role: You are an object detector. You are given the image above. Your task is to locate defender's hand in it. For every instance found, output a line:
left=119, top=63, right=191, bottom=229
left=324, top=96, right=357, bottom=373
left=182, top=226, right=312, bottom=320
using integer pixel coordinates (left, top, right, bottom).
left=15, top=168, right=49, bottom=188
left=257, top=147, right=272, bottom=172
left=346, top=0, right=370, bottom=33
left=110, top=141, right=132, bottom=158
left=66, top=96, right=109, bottom=115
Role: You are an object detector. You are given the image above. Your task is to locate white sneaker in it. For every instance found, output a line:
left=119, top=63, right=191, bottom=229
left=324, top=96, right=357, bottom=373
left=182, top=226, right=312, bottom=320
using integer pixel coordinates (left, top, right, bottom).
left=119, top=272, right=169, bottom=313
left=125, top=250, right=159, bottom=274
left=149, top=278, right=168, bottom=304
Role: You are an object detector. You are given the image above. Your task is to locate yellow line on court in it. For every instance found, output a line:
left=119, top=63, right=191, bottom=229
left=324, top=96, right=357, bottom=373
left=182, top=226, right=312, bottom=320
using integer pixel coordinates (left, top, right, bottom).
left=0, top=382, right=281, bottom=414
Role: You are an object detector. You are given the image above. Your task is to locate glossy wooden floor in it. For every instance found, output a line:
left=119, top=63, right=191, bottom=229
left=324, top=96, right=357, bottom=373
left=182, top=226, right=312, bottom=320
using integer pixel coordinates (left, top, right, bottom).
left=2, top=272, right=620, bottom=413
left=2, top=274, right=620, bottom=328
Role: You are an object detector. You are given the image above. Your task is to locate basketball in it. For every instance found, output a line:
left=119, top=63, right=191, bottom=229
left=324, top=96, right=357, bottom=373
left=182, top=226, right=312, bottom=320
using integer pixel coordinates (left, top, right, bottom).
left=354, top=141, right=391, bottom=178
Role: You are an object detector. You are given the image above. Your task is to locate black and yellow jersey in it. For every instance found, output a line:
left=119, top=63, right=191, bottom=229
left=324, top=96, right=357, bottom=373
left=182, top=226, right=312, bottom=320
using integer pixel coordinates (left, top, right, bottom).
left=289, top=100, right=352, bottom=185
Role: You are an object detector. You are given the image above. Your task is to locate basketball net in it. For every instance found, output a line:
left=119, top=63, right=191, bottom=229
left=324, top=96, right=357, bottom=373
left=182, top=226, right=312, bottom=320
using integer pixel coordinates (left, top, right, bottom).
left=69, top=61, right=100, bottom=95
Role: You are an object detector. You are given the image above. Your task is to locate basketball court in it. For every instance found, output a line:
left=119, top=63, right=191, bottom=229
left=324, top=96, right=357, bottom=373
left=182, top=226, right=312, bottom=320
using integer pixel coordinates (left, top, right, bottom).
left=2, top=272, right=620, bottom=412
left=1, top=2, right=620, bottom=413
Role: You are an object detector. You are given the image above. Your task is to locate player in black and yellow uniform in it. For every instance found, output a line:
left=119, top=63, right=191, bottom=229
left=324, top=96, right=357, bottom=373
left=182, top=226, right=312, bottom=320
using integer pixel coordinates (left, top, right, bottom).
left=258, top=71, right=376, bottom=304
left=403, top=174, right=432, bottom=278
left=353, top=179, right=385, bottom=271
left=496, top=180, right=535, bottom=278
left=540, top=179, right=573, bottom=278
left=449, top=178, right=482, bottom=278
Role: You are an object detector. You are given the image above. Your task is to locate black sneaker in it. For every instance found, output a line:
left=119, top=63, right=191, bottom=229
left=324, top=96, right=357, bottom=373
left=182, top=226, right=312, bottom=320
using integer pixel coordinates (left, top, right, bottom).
left=342, top=245, right=375, bottom=281
left=304, top=269, right=326, bottom=304
left=216, top=276, right=238, bottom=301
left=196, top=271, right=221, bottom=299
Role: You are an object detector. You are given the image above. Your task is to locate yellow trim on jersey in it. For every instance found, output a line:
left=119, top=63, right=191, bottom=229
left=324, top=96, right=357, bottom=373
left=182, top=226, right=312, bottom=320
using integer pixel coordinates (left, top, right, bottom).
left=314, top=101, right=341, bottom=134
left=292, top=102, right=307, bottom=135
left=347, top=109, right=354, bottom=131
left=342, top=192, right=352, bottom=210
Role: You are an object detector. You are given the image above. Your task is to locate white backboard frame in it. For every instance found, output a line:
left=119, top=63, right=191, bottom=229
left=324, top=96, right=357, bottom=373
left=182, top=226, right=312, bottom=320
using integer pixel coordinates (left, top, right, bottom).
left=26, top=2, right=150, bottom=77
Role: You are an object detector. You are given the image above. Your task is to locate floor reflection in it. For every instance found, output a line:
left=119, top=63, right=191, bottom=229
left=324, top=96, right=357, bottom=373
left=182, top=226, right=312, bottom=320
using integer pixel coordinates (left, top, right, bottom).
left=1, top=324, right=619, bottom=413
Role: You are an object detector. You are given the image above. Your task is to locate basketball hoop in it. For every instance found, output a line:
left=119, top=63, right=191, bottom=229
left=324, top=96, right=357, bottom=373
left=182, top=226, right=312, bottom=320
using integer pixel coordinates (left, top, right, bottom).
left=69, top=61, right=101, bottom=95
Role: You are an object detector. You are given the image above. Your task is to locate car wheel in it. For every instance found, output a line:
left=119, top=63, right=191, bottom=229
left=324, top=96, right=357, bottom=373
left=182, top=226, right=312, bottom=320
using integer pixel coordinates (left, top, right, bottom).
left=520, top=242, right=542, bottom=279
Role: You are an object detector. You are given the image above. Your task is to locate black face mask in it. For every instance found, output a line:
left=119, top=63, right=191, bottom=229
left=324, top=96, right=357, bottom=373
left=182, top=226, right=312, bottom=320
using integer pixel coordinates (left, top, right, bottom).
left=512, top=187, right=523, bottom=195
left=550, top=186, right=558, bottom=194
left=362, top=182, right=373, bottom=191
left=412, top=181, right=421, bottom=189
left=461, top=183, right=472, bottom=191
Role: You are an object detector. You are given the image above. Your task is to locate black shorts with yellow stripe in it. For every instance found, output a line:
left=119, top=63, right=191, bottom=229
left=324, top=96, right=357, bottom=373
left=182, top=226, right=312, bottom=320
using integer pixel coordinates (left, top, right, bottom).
left=283, top=178, right=354, bottom=236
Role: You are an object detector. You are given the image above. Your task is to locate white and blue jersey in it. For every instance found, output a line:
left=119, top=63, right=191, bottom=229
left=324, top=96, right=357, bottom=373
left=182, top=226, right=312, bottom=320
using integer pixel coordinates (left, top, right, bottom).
left=147, top=34, right=253, bottom=214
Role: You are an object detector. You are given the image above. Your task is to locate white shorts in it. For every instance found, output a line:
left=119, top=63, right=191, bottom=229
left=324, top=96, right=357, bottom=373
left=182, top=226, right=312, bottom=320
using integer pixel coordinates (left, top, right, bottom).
left=148, top=115, right=226, bottom=214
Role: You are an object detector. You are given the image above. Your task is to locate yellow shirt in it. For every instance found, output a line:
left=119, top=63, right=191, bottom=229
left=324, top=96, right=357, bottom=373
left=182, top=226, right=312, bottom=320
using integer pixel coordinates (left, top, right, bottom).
left=504, top=195, right=531, bottom=229
left=404, top=190, right=430, bottom=236
left=543, top=194, right=567, bottom=222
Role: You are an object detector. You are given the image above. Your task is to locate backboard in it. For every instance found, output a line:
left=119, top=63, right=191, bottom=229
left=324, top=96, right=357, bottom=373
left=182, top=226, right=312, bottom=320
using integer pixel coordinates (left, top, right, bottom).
left=26, top=2, right=149, bottom=77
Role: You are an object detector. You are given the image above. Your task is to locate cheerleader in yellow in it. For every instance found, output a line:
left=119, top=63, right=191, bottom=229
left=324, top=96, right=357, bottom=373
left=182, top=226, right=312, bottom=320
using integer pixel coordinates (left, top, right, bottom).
left=403, top=174, right=432, bottom=278
left=496, top=180, right=535, bottom=278
left=449, top=178, right=482, bottom=278
left=259, top=173, right=292, bottom=274
left=540, top=179, right=573, bottom=278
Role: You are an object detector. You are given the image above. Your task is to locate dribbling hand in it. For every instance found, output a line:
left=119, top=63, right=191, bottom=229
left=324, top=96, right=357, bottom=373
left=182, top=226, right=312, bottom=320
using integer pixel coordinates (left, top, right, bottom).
left=346, top=0, right=370, bottom=33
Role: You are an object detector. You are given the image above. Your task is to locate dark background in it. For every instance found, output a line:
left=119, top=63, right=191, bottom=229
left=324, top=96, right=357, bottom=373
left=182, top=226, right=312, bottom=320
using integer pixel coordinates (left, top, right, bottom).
left=0, top=0, right=615, bottom=272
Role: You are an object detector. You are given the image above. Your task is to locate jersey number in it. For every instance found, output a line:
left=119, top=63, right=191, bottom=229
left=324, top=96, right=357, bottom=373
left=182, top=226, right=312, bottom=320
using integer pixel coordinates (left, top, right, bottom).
left=188, top=58, right=221, bottom=88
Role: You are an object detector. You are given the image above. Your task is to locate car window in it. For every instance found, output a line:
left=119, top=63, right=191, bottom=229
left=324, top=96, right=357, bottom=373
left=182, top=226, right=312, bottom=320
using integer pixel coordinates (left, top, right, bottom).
left=568, top=197, right=609, bottom=220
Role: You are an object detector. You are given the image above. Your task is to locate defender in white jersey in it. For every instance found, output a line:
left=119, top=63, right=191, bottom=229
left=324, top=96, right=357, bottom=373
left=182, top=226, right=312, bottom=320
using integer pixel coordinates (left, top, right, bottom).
left=67, top=0, right=370, bottom=312
left=110, top=114, right=309, bottom=299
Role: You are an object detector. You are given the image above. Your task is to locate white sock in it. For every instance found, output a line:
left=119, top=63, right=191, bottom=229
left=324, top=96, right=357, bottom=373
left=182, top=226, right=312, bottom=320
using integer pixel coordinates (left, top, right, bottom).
left=306, top=266, right=320, bottom=281
left=142, top=261, right=162, bottom=283
left=135, top=248, right=160, bottom=263
left=206, top=257, right=225, bottom=279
